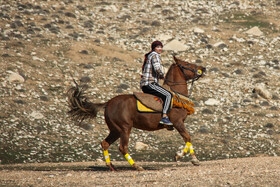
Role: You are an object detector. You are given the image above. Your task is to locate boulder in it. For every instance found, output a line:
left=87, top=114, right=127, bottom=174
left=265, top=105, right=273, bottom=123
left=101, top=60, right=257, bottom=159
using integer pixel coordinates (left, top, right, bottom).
left=164, top=39, right=188, bottom=52
left=135, top=142, right=149, bottom=151
left=205, top=98, right=220, bottom=106
left=253, top=83, right=272, bottom=100
left=157, top=34, right=173, bottom=41
left=29, top=111, right=44, bottom=119
left=193, top=27, right=205, bottom=34
left=245, top=26, right=263, bottom=36
left=8, top=72, right=25, bottom=83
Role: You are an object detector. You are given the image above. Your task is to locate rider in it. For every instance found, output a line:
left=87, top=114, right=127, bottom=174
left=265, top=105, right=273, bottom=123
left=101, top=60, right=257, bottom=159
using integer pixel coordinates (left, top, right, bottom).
left=140, top=41, right=173, bottom=126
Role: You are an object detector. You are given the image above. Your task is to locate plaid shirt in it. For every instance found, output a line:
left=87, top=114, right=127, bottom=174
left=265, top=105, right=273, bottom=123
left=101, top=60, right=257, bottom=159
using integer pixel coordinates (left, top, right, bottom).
left=140, top=51, right=164, bottom=88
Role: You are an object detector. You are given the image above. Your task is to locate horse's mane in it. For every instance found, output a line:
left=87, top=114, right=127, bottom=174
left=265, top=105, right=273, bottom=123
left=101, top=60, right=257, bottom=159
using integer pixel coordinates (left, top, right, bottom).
left=163, top=63, right=175, bottom=85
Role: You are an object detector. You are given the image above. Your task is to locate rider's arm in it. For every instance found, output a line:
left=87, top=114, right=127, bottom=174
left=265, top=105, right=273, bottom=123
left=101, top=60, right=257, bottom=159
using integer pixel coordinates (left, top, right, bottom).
left=151, top=54, right=164, bottom=79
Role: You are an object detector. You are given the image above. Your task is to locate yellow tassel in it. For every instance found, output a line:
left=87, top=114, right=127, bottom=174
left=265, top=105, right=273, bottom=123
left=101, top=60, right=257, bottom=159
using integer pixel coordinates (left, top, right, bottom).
left=125, top=153, right=135, bottom=165
left=103, top=150, right=110, bottom=164
left=171, top=92, right=195, bottom=115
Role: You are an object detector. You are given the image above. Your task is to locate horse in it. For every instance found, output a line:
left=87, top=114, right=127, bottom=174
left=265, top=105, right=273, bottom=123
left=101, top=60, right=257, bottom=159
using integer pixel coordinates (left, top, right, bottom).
left=67, top=56, right=206, bottom=171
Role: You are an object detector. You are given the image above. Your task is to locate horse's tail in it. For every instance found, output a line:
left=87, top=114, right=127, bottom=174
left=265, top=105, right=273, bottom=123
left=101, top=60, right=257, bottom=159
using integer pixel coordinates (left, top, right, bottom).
left=67, top=81, right=107, bottom=124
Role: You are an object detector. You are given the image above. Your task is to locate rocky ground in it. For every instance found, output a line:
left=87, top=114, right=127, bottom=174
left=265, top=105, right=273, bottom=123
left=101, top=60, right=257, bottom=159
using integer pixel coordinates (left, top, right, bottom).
left=0, top=157, right=280, bottom=186
left=0, top=0, right=279, bottom=167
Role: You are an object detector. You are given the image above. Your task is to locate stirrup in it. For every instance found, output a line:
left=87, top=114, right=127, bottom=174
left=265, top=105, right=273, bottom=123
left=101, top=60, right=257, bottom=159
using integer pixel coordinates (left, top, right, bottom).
left=165, top=125, right=174, bottom=131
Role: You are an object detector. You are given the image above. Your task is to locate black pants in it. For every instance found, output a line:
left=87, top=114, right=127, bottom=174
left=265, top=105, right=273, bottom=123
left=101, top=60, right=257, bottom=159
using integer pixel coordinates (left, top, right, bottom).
left=142, top=82, right=172, bottom=114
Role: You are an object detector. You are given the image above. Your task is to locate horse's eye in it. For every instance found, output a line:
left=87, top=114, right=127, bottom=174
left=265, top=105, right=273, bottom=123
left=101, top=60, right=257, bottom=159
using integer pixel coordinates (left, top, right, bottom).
left=197, top=69, right=202, bottom=75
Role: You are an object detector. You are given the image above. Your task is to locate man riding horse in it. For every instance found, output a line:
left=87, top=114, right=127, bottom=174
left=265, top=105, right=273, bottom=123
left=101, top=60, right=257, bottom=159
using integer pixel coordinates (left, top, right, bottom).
left=140, top=41, right=173, bottom=126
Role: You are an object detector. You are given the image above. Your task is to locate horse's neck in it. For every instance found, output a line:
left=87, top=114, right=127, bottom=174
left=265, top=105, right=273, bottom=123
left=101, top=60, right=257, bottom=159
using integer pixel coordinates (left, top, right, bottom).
left=164, top=65, right=189, bottom=96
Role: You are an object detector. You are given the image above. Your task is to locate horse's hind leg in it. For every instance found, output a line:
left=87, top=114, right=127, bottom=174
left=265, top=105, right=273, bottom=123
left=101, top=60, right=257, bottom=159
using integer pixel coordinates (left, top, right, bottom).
left=174, top=122, right=200, bottom=166
left=101, top=131, right=120, bottom=171
left=119, top=129, right=144, bottom=171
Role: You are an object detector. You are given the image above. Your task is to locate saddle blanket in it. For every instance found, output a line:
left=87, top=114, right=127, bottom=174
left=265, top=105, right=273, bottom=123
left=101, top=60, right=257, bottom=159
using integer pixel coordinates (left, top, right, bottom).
left=136, top=100, right=161, bottom=113
left=134, top=92, right=195, bottom=114
left=134, top=92, right=164, bottom=112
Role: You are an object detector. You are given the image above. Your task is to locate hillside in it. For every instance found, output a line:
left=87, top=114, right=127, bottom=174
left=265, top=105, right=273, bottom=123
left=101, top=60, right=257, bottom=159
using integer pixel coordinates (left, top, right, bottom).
left=0, top=0, right=279, bottom=165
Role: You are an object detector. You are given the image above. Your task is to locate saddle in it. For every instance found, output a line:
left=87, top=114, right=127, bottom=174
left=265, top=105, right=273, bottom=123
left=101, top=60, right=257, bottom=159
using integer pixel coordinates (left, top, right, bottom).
left=134, top=92, right=195, bottom=115
left=134, top=92, right=163, bottom=112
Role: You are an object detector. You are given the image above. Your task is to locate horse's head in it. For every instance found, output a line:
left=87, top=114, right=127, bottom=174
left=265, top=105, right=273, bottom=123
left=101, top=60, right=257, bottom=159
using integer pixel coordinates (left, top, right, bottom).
left=173, top=56, right=206, bottom=81
left=164, top=56, right=206, bottom=97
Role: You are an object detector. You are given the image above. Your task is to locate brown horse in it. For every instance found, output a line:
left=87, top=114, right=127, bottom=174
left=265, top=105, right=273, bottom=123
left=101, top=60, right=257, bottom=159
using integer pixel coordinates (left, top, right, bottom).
left=67, top=56, right=206, bottom=171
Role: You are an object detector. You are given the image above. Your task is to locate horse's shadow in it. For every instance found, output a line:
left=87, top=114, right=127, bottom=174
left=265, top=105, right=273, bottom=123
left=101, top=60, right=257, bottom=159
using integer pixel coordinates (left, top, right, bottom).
left=87, top=166, right=159, bottom=172
left=30, top=166, right=160, bottom=172
left=1, top=163, right=190, bottom=172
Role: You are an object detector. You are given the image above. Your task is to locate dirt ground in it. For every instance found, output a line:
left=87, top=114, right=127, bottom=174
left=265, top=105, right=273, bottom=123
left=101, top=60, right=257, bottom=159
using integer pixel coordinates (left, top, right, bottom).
left=0, top=156, right=279, bottom=187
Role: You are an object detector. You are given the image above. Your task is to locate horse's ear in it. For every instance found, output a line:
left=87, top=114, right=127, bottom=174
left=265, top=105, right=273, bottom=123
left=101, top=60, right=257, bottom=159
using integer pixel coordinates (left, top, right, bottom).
left=173, top=55, right=179, bottom=64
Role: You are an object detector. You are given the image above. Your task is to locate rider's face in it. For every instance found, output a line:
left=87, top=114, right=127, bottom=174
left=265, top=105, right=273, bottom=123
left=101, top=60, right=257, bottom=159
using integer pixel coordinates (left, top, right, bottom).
left=154, top=45, right=163, bottom=54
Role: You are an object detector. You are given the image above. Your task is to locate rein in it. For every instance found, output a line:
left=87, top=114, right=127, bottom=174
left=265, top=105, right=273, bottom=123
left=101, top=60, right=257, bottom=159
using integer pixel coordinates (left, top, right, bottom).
left=164, top=63, right=201, bottom=97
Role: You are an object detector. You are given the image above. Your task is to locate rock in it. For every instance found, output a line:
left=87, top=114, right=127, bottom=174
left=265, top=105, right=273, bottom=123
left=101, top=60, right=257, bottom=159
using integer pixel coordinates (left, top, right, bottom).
left=245, top=26, right=263, bottom=36
left=116, top=88, right=123, bottom=93
left=80, top=76, right=91, bottom=83
left=29, top=111, right=44, bottom=119
left=164, top=39, right=188, bottom=52
left=65, top=12, right=76, bottom=18
left=151, top=21, right=161, bottom=26
left=193, top=27, right=205, bottom=34
left=243, top=99, right=252, bottom=103
left=79, top=50, right=89, bottom=54
left=109, top=5, right=118, bottom=13
left=201, top=108, right=214, bottom=114
left=213, top=41, right=227, bottom=48
left=253, top=83, right=272, bottom=100
left=200, top=78, right=211, bottom=84
left=209, top=67, right=219, bottom=73
left=205, top=98, right=220, bottom=106
left=96, top=158, right=103, bottom=162
left=77, top=122, right=93, bottom=130
left=8, top=72, right=25, bottom=83
left=272, top=95, right=279, bottom=100
left=117, top=83, right=129, bottom=90
left=265, top=123, right=274, bottom=128
left=260, top=101, right=269, bottom=106
left=135, top=142, right=149, bottom=151
left=234, top=69, right=243, bottom=74
left=40, top=96, right=49, bottom=101
left=83, top=64, right=94, bottom=69
left=14, top=100, right=26, bottom=104
left=198, top=125, right=209, bottom=134
left=83, top=20, right=94, bottom=28
left=269, top=106, right=278, bottom=111
left=157, top=34, right=173, bottom=41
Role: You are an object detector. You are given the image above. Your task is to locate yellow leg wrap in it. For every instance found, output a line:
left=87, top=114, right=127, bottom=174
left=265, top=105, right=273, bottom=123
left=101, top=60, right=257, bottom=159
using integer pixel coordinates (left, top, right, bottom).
left=183, top=145, right=189, bottom=153
left=125, top=153, right=135, bottom=166
left=183, top=142, right=194, bottom=154
left=103, top=150, right=110, bottom=164
left=187, top=142, right=194, bottom=154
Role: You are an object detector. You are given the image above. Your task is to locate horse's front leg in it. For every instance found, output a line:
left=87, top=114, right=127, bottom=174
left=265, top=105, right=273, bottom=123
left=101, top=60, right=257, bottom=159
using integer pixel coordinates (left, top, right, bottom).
left=174, top=122, right=200, bottom=166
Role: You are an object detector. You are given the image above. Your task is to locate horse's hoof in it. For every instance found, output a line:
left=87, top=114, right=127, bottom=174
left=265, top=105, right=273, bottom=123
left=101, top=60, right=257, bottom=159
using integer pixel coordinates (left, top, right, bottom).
left=136, top=166, right=145, bottom=171
left=133, top=164, right=145, bottom=171
left=191, top=158, right=200, bottom=166
left=107, top=163, right=117, bottom=171
left=109, top=167, right=116, bottom=171
left=175, top=154, right=180, bottom=162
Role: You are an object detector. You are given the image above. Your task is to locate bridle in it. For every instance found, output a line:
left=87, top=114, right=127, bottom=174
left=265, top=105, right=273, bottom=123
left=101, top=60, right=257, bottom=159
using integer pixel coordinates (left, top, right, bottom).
left=164, top=63, right=203, bottom=97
